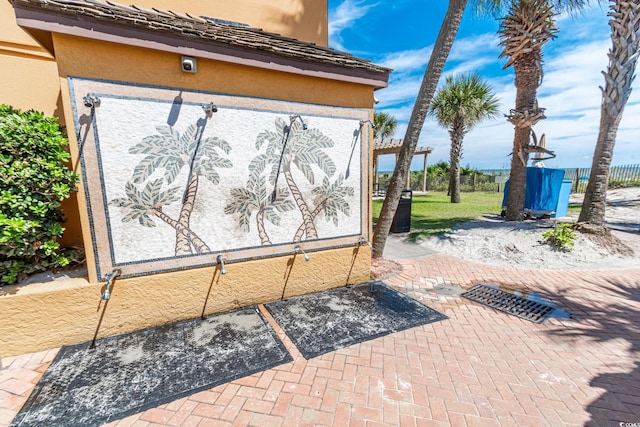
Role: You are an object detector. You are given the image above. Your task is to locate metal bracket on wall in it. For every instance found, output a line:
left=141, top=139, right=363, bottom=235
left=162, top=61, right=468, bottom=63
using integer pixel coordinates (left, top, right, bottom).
left=83, top=94, right=101, bottom=108
left=202, top=102, right=218, bottom=117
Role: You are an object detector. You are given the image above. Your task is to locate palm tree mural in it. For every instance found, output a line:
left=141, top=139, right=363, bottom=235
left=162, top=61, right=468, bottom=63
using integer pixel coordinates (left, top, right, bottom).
left=579, top=1, right=640, bottom=227
left=251, top=117, right=337, bottom=241
left=126, top=123, right=232, bottom=254
left=109, top=180, right=210, bottom=253
left=429, top=73, right=500, bottom=203
left=293, top=174, right=354, bottom=242
left=224, top=175, right=295, bottom=245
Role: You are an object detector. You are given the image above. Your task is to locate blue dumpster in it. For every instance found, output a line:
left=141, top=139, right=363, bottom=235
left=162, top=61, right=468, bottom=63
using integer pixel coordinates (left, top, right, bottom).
left=502, top=167, right=566, bottom=217
left=552, top=181, right=573, bottom=218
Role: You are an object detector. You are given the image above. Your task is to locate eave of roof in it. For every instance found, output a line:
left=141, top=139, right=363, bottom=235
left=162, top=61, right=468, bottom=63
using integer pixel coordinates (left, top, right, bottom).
left=11, top=0, right=392, bottom=89
left=374, top=139, right=433, bottom=156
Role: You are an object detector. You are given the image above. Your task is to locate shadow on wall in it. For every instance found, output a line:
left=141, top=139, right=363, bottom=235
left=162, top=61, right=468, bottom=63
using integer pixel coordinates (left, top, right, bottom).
left=275, top=0, right=327, bottom=46
left=537, top=277, right=640, bottom=425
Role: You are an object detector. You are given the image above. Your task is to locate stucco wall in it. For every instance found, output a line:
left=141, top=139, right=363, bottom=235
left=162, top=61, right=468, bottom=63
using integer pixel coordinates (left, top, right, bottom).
left=0, top=32, right=374, bottom=357
left=130, top=0, right=328, bottom=46
left=53, top=35, right=370, bottom=109
left=0, top=2, right=60, bottom=116
left=0, top=246, right=370, bottom=357
left=0, top=0, right=327, bottom=117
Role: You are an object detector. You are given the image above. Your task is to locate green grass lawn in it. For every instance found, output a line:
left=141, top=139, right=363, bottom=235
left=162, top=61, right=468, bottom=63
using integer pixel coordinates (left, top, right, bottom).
left=568, top=202, right=582, bottom=214
left=372, top=191, right=503, bottom=241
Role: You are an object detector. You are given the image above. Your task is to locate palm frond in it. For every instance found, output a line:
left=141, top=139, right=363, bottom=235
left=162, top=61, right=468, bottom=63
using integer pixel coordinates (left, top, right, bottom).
left=264, top=208, right=282, bottom=226
left=203, top=136, right=231, bottom=155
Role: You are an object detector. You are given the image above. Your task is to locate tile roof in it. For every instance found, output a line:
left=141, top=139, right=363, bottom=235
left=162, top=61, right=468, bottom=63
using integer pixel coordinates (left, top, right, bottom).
left=11, top=0, right=392, bottom=78
left=374, top=138, right=433, bottom=155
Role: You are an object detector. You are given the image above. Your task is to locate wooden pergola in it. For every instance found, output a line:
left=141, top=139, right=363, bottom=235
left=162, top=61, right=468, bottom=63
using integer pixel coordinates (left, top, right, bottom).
left=373, top=139, right=433, bottom=193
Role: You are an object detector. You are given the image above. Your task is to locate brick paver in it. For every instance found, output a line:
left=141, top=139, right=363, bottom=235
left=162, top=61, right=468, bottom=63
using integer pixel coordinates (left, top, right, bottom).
left=2, top=254, right=639, bottom=426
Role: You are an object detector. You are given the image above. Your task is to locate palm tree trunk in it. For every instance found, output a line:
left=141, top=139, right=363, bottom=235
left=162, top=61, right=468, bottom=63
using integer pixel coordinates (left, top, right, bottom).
left=256, top=208, right=271, bottom=245
left=505, top=54, right=541, bottom=221
left=372, top=0, right=468, bottom=258
left=449, top=124, right=464, bottom=204
left=579, top=0, right=640, bottom=226
left=153, top=208, right=210, bottom=253
left=578, top=113, right=621, bottom=225
left=284, top=168, right=317, bottom=240
left=505, top=127, right=530, bottom=221
left=176, top=172, right=199, bottom=255
left=293, top=197, right=326, bottom=242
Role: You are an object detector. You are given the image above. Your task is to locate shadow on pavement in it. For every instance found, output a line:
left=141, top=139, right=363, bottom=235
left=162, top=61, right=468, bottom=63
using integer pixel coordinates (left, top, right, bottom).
left=536, top=277, right=640, bottom=425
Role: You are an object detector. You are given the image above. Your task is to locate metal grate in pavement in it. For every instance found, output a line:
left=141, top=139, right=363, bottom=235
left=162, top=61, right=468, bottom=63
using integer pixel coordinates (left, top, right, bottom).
left=461, top=283, right=555, bottom=323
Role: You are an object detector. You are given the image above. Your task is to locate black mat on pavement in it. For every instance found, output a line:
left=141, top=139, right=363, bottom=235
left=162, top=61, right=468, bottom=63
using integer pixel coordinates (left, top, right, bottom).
left=265, top=281, right=447, bottom=359
left=10, top=306, right=291, bottom=427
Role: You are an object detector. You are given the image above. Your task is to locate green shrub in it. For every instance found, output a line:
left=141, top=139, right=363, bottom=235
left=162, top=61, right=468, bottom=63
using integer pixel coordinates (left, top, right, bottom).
left=542, top=222, right=576, bottom=251
left=0, top=104, right=78, bottom=285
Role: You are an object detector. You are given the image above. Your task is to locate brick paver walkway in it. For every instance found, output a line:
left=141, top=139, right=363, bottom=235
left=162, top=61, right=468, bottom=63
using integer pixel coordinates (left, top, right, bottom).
left=2, top=254, right=639, bottom=426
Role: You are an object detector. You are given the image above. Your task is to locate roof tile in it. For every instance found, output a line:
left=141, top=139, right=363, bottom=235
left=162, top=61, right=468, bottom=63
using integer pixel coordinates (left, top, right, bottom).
left=12, top=0, right=392, bottom=76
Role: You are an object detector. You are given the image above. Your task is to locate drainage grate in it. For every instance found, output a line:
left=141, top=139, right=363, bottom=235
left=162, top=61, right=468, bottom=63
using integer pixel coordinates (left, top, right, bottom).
left=461, top=284, right=555, bottom=323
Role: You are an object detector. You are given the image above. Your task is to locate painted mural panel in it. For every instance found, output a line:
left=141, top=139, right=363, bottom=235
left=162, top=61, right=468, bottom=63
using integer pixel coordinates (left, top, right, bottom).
left=68, top=78, right=371, bottom=281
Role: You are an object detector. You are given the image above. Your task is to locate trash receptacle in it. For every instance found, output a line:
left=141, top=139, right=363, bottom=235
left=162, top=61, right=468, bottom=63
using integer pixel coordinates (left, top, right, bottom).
left=552, top=180, right=573, bottom=218
left=391, top=189, right=412, bottom=233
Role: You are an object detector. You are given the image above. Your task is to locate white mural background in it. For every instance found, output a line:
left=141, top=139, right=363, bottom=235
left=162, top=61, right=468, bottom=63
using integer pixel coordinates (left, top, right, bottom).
left=70, top=78, right=370, bottom=279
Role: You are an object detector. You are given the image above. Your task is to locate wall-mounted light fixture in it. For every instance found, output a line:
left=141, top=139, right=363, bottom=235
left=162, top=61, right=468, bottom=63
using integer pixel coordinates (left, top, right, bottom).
left=181, top=56, right=197, bottom=73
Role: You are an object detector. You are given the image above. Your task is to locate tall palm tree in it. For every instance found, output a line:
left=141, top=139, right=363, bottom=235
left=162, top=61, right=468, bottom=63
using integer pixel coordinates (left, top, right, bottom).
left=372, top=0, right=590, bottom=255
left=372, top=0, right=469, bottom=258
left=429, top=73, right=500, bottom=203
left=497, top=0, right=557, bottom=220
left=129, top=123, right=232, bottom=255
left=373, top=111, right=398, bottom=141
left=579, top=1, right=640, bottom=226
left=224, top=175, right=295, bottom=245
left=480, top=0, right=590, bottom=221
left=253, top=117, right=336, bottom=240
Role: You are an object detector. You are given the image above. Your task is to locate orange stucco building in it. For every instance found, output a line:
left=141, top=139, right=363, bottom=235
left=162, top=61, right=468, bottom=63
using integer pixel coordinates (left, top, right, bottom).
left=0, top=0, right=390, bottom=357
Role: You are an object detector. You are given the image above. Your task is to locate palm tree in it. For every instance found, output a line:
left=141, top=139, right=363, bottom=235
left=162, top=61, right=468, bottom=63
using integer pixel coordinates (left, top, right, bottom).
left=480, top=0, right=590, bottom=221
left=224, top=175, right=295, bottom=245
left=253, top=117, right=336, bottom=241
left=373, top=111, right=398, bottom=141
left=129, top=123, right=232, bottom=255
left=579, top=1, right=640, bottom=226
left=110, top=180, right=210, bottom=253
left=373, top=0, right=590, bottom=254
left=372, top=0, right=469, bottom=258
left=497, top=0, right=557, bottom=220
left=429, top=73, right=500, bottom=203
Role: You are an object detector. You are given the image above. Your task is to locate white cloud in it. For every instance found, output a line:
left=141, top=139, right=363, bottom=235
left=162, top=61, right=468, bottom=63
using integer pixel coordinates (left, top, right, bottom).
left=375, top=8, right=638, bottom=171
left=328, top=0, right=376, bottom=51
left=368, top=2, right=636, bottom=171
left=379, top=46, right=432, bottom=72
left=448, top=33, right=501, bottom=61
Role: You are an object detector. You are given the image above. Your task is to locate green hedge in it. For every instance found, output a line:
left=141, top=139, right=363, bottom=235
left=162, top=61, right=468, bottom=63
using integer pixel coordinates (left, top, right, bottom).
left=0, top=104, right=79, bottom=285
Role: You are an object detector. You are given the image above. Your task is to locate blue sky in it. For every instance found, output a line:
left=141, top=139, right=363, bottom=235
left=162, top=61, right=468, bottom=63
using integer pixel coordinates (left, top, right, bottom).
left=328, top=1, right=639, bottom=172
